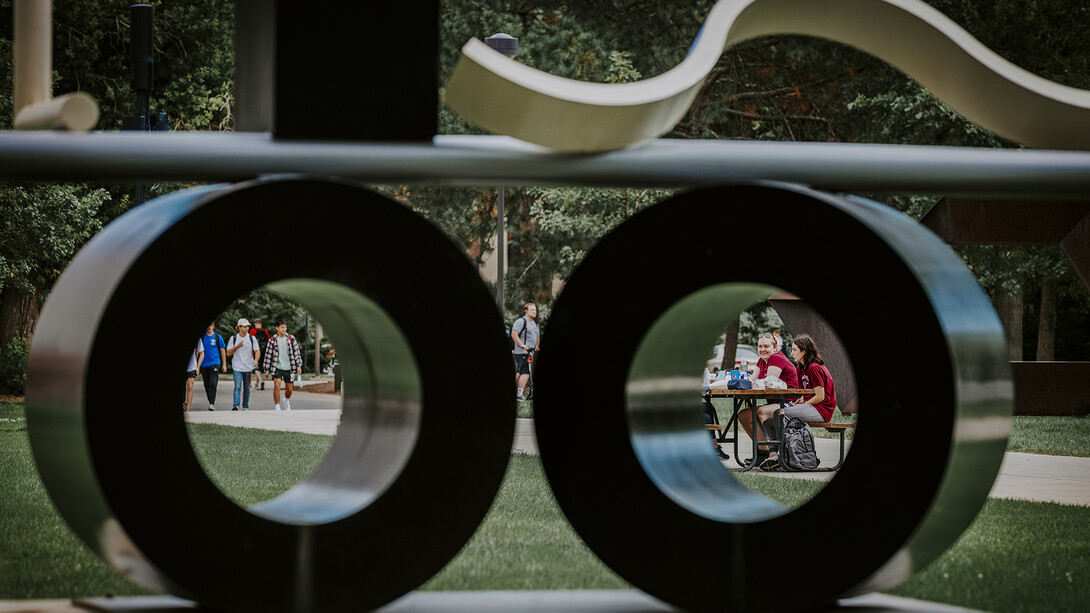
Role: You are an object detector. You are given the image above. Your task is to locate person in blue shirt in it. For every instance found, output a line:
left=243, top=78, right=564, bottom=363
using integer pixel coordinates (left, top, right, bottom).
left=199, top=322, right=227, bottom=411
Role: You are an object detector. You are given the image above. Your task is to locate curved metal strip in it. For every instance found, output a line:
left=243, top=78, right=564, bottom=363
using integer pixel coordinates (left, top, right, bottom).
left=534, top=183, right=1011, bottom=610
left=443, top=0, right=1090, bottom=151
left=26, top=176, right=514, bottom=612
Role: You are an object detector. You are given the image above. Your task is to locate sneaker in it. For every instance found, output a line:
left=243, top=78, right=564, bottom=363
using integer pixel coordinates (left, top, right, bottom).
left=232, top=406, right=239, bottom=411
left=743, top=451, right=769, bottom=469
left=283, top=398, right=291, bottom=411
left=275, top=404, right=281, bottom=411
left=242, top=407, right=249, bottom=411
left=260, top=382, right=265, bottom=390
left=716, top=448, right=731, bottom=461
left=759, top=455, right=781, bottom=472
left=208, top=405, right=215, bottom=411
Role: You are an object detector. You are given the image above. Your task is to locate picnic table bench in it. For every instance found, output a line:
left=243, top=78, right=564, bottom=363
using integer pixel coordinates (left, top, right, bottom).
left=703, top=388, right=855, bottom=471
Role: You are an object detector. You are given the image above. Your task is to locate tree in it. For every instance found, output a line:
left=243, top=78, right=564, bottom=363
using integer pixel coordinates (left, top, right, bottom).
left=0, top=29, right=111, bottom=394
left=0, top=0, right=235, bottom=345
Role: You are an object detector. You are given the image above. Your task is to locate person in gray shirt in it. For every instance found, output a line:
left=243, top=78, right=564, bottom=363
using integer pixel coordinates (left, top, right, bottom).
left=511, top=302, right=540, bottom=401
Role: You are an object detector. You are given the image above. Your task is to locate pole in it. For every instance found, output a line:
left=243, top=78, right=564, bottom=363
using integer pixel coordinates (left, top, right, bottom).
left=314, top=322, right=323, bottom=376
left=496, top=188, right=505, bottom=311
left=482, top=34, right=518, bottom=314
left=130, top=4, right=153, bottom=205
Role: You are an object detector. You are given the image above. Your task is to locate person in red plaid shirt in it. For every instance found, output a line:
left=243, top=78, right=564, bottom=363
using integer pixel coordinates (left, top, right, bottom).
left=261, top=320, right=303, bottom=411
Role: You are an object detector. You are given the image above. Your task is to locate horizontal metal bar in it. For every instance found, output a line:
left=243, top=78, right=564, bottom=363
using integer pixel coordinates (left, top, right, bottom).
left=0, top=131, right=1088, bottom=196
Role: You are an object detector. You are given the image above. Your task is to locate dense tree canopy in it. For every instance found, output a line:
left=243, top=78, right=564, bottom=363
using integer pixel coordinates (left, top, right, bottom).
left=0, top=0, right=1088, bottom=381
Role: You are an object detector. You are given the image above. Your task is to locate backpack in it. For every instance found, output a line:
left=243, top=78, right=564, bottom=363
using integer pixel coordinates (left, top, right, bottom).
left=778, top=412, right=820, bottom=471
left=508, top=317, right=528, bottom=350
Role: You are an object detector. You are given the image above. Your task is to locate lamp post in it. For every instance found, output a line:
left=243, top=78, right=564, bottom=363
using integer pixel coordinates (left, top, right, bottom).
left=483, top=33, right=518, bottom=312
left=123, top=4, right=168, bottom=205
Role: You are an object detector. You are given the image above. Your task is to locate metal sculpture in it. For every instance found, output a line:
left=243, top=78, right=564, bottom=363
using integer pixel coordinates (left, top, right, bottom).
left=535, top=183, right=1011, bottom=610
left=26, top=177, right=515, bottom=612
left=3, top=0, right=1072, bottom=611
left=445, top=0, right=1090, bottom=151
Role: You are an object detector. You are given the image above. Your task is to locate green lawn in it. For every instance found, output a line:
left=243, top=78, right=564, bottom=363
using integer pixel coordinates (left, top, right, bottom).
left=188, top=422, right=334, bottom=507
left=2, top=399, right=1090, bottom=611
left=1006, top=416, right=1090, bottom=457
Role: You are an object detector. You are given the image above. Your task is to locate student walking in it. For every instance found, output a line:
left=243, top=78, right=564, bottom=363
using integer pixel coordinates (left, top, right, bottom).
left=227, top=318, right=261, bottom=411
left=261, top=320, right=303, bottom=411
left=249, top=318, right=272, bottom=390
left=199, top=323, right=227, bottom=411
left=511, top=302, right=540, bottom=401
left=185, top=340, right=203, bottom=412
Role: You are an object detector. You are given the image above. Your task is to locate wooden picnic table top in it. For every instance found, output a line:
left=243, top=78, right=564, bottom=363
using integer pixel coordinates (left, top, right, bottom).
left=704, top=388, right=814, bottom=397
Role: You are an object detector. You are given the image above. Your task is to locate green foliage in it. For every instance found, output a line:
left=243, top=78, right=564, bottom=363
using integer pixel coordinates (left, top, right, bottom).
left=0, top=183, right=109, bottom=295
left=738, top=302, right=785, bottom=346
left=214, top=287, right=332, bottom=373
left=42, top=0, right=236, bottom=132
left=0, top=335, right=28, bottom=395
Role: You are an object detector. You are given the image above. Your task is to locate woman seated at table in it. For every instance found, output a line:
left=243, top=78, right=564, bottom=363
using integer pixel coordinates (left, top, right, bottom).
left=739, top=333, right=835, bottom=470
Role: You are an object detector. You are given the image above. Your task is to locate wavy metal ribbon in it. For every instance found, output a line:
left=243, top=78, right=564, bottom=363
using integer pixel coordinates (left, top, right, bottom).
left=443, top=0, right=1090, bottom=152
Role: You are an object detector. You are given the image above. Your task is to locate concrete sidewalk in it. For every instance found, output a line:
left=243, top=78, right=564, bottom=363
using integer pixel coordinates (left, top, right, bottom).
left=185, top=408, right=1090, bottom=506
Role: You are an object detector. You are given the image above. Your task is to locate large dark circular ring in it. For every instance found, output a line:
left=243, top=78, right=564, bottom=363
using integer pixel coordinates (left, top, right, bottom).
left=26, top=176, right=514, bottom=612
left=535, top=183, right=1011, bottom=611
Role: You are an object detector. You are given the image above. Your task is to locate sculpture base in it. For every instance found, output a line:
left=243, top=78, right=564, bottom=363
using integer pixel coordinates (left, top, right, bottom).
left=0, top=590, right=983, bottom=613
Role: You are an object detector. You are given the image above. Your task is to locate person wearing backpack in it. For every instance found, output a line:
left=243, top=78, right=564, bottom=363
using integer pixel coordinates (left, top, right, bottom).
left=249, top=318, right=272, bottom=390
left=510, top=302, right=540, bottom=401
left=756, top=333, right=837, bottom=470
left=198, top=322, right=228, bottom=411
left=227, top=318, right=261, bottom=411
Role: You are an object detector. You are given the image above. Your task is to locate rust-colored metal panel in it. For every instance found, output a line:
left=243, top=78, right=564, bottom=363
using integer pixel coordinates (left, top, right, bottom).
left=920, top=198, right=1090, bottom=245
left=1011, top=362, right=1090, bottom=416
left=770, top=298, right=858, bottom=414
left=1061, top=214, right=1090, bottom=290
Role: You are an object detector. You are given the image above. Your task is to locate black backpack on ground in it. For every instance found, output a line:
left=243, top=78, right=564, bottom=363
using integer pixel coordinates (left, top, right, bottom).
left=778, top=412, right=820, bottom=471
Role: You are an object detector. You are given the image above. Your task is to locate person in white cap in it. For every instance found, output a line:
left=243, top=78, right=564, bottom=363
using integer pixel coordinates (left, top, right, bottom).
left=227, top=318, right=261, bottom=411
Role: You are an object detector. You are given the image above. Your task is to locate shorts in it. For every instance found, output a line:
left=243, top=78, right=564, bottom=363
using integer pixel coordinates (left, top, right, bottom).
left=186, top=370, right=197, bottom=379
left=513, top=353, right=531, bottom=375
left=273, top=368, right=295, bottom=382
left=781, top=403, right=824, bottom=423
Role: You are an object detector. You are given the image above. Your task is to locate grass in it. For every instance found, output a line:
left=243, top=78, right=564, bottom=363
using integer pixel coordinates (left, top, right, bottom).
left=1006, top=416, right=1090, bottom=457
left=516, top=398, right=533, bottom=419
left=3, top=398, right=1090, bottom=611
left=0, top=402, right=152, bottom=599
left=887, top=498, right=1090, bottom=612
left=187, top=423, right=334, bottom=507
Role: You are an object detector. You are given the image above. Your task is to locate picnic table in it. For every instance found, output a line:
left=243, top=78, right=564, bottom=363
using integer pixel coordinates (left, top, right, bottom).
left=703, top=387, right=856, bottom=471
left=702, top=388, right=812, bottom=471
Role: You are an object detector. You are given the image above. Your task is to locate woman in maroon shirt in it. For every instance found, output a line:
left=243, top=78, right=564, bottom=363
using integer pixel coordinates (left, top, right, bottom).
left=765, top=333, right=837, bottom=470
left=738, top=332, right=799, bottom=467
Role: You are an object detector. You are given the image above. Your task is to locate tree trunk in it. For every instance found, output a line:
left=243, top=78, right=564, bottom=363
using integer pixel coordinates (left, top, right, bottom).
left=993, top=287, right=1009, bottom=340
left=994, top=285, right=1024, bottom=361
left=1036, top=276, right=1056, bottom=361
left=1007, top=287, right=1024, bottom=361
left=720, top=318, right=740, bottom=371
left=0, top=289, right=40, bottom=347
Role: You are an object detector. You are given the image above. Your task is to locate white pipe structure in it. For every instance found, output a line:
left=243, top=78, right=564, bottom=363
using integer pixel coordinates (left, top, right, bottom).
left=13, top=0, right=99, bottom=131
left=444, top=0, right=1090, bottom=152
